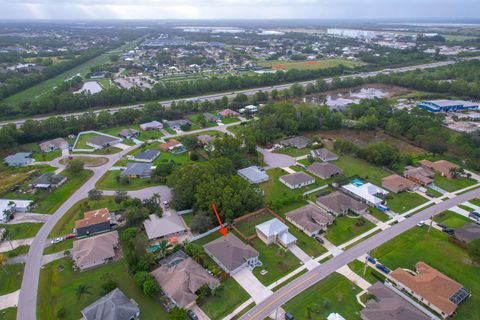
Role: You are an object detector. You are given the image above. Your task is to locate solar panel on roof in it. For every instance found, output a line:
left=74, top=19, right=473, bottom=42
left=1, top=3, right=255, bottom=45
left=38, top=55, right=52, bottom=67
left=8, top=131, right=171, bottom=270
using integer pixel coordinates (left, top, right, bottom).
left=449, top=288, right=470, bottom=305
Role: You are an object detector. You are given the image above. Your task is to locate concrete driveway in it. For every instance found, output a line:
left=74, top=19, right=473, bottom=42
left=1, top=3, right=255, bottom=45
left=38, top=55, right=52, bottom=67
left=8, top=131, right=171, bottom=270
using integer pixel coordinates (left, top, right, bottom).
left=256, top=147, right=295, bottom=169
left=232, top=268, right=272, bottom=304
left=289, top=245, right=319, bottom=271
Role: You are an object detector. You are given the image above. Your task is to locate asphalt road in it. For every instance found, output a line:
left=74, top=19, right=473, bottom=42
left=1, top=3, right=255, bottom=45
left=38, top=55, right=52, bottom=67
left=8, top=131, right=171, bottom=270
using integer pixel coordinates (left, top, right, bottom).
left=239, top=187, right=480, bottom=320
left=2, top=58, right=477, bottom=129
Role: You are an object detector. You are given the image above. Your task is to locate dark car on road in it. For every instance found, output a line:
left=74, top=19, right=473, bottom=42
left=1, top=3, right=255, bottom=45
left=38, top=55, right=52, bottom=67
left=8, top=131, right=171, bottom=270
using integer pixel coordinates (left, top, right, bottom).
left=375, top=263, right=391, bottom=274
left=442, top=228, right=455, bottom=235
left=187, top=310, right=198, bottom=320
left=436, top=223, right=447, bottom=229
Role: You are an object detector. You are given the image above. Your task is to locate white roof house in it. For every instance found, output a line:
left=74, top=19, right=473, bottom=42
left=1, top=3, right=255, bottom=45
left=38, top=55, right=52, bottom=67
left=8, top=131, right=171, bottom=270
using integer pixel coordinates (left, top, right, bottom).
left=0, top=199, right=33, bottom=222
left=255, top=218, right=297, bottom=248
left=342, top=182, right=388, bottom=206
left=327, top=313, right=346, bottom=320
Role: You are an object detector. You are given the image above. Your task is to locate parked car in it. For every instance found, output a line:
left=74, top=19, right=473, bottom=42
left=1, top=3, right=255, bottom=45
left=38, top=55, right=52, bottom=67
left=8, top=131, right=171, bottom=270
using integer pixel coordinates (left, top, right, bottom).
left=314, top=236, right=324, bottom=244
left=375, top=263, right=391, bottom=274
left=163, top=200, right=169, bottom=208
left=442, top=228, right=455, bottom=236
left=285, top=313, right=295, bottom=320
left=367, top=256, right=376, bottom=264
left=187, top=310, right=198, bottom=320
left=64, top=233, right=76, bottom=240
left=416, top=220, right=426, bottom=227
left=436, top=223, right=447, bottom=229
left=51, top=237, right=64, bottom=244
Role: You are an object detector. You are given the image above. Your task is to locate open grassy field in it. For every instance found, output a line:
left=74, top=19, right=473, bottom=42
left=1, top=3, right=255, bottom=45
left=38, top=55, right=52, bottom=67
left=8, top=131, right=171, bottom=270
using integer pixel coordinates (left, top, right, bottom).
left=433, top=175, right=477, bottom=192
left=37, top=258, right=169, bottom=320
left=283, top=273, right=362, bottom=319
left=371, top=228, right=480, bottom=320
left=251, top=238, right=302, bottom=286
left=331, top=155, right=390, bottom=186
left=95, top=170, right=160, bottom=191
left=325, top=215, right=376, bottom=246
left=433, top=210, right=472, bottom=228
left=220, top=117, right=240, bottom=124
left=0, top=165, right=55, bottom=195
left=387, top=192, right=428, bottom=213
left=0, top=307, right=16, bottom=320
left=0, top=223, right=43, bottom=240
left=0, top=264, right=24, bottom=295
left=258, top=58, right=362, bottom=70
left=33, top=150, right=62, bottom=162
left=198, top=278, right=250, bottom=320
left=273, top=147, right=312, bottom=157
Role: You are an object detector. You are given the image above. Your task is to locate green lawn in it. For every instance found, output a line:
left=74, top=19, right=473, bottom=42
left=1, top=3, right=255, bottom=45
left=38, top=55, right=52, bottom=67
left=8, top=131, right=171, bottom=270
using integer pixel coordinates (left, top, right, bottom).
left=251, top=238, right=302, bottom=286
left=37, top=258, right=168, bottom=320
left=433, top=175, right=477, bottom=192
left=74, top=132, right=116, bottom=150
left=332, top=155, right=390, bottom=185
left=0, top=223, right=43, bottom=240
left=258, top=58, right=362, bottom=70
left=371, top=228, right=480, bottom=320
left=348, top=260, right=386, bottom=285
left=285, top=221, right=327, bottom=258
left=368, top=207, right=390, bottom=222
left=35, top=169, right=93, bottom=214
left=95, top=170, right=160, bottom=191
left=220, top=117, right=240, bottom=124
left=0, top=307, right=16, bottom=320
left=458, top=204, right=475, bottom=212
left=387, top=192, right=428, bottom=213
left=325, top=216, right=376, bottom=246
left=5, top=245, right=29, bottom=258
left=283, top=273, right=362, bottom=319
left=426, top=187, right=443, bottom=198
left=0, top=264, right=24, bottom=295
left=198, top=278, right=250, bottom=320
left=235, top=211, right=274, bottom=237
left=273, top=147, right=311, bottom=157
left=470, top=198, right=480, bottom=207
left=0, top=164, right=56, bottom=195
left=433, top=210, right=472, bottom=228
left=33, top=150, right=62, bottom=162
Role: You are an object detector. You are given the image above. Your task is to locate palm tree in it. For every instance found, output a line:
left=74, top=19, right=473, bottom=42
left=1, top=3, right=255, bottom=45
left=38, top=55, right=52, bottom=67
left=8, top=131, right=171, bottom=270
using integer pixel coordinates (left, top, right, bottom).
left=1, top=229, right=14, bottom=251
left=0, top=254, right=7, bottom=269
left=75, top=284, right=92, bottom=300
left=157, top=240, right=172, bottom=259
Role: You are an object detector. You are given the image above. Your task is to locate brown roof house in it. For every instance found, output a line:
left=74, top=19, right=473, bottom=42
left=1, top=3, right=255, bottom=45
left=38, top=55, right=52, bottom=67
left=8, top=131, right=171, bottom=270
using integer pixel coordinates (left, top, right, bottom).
left=204, top=233, right=260, bottom=275
left=219, top=108, right=240, bottom=118
left=39, top=138, right=68, bottom=153
left=310, top=148, right=338, bottom=162
left=454, top=223, right=480, bottom=244
left=419, top=160, right=459, bottom=179
left=382, top=174, right=419, bottom=194
left=361, top=282, right=429, bottom=320
left=316, top=191, right=368, bottom=216
left=151, top=251, right=219, bottom=309
left=286, top=204, right=334, bottom=236
left=307, top=162, right=343, bottom=180
left=74, top=208, right=114, bottom=238
left=390, top=262, right=470, bottom=318
left=279, top=172, right=315, bottom=189
left=159, top=139, right=187, bottom=154
left=72, top=231, right=120, bottom=271
left=404, top=166, right=434, bottom=186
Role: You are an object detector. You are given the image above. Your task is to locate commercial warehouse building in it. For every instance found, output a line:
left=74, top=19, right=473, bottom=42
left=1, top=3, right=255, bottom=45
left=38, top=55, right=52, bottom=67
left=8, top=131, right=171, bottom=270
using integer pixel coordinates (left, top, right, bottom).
left=417, top=100, right=479, bottom=113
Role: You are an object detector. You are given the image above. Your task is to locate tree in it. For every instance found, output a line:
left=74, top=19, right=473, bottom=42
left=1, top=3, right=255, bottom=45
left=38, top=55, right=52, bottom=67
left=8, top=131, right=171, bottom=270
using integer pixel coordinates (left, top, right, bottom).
left=88, top=189, right=103, bottom=201
left=135, top=271, right=152, bottom=289
left=0, top=253, right=7, bottom=268
left=190, top=212, right=215, bottom=233
left=75, top=284, right=92, bottom=300
left=115, top=190, right=129, bottom=203
left=467, top=239, right=480, bottom=264
left=1, top=229, right=14, bottom=251
left=169, top=307, right=188, bottom=320
left=143, top=278, right=160, bottom=297
left=156, top=240, right=172, bottom=259
left=66, top=159, right=84, bottom=176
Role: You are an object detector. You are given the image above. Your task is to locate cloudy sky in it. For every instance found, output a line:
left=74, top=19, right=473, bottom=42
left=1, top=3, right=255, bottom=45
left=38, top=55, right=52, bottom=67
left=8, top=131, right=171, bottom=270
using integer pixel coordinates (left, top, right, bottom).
left=0, top=0, right=479, bottom=20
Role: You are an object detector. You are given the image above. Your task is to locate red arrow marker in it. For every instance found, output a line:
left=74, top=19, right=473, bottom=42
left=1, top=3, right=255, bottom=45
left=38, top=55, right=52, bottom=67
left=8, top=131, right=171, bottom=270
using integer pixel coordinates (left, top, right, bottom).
left=211, top=202, right=227, bottom=236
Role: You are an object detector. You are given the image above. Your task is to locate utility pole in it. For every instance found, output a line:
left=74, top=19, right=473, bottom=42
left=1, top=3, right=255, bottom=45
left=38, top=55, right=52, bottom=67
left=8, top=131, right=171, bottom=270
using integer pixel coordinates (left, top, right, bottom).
left=363, top=251, right=370, bottom=275
left=428, top=209, right=436, bottom=233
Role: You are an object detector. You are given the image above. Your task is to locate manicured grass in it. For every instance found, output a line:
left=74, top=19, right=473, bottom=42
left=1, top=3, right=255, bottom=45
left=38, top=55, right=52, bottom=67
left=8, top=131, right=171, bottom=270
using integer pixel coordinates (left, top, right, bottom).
left=100, top=125, right=164, bottom=141
left=0, top=263, right=24, bottom=295
left=271, top=268, right=308, bottom=292
left=387, top=192, right=428, bottom=213
left=371, top=228, right=480, bottom=320
left=325, top=216, right=376, bottom=246
left=426, top=187, right=443, bottom=197
left=470, top=198, right=480, bottom=207
left=234, top=212, right=274, bottom=237
left=283, top=273, right=362, bottom=319
left=74, top=132, right=105, bottom=149
left=5, top=245, right=29, bottom=258
left=285, top=222, right=327, bottom=258
left=44, top=239, right=73, bottom=255
left=37, top=258, right=168, bottom=320
left=368, top=207, right=390, bottom=222
left=220, top=117, right=240, bottom=124
left=95, top=170, right=160, bottom=191
left=153, top=150, right=193, bottom=166
left=251, top=238, right=302, bottom=286
left=433, top=210, right=472, bottom=228
left=332, top=155, right=390, bottom=185
left=273, top=147, right=311, bottom=157
left=458, top=204, right=475, bottom=212
left=0, top=307, right=16, bottom=320
left=35, top=170, right=94, bottom=214
left=165, top=127, right=176, bottom=134
left=433, top=175, right=477, bottom=192
left=348, top=260, right=386, bottom=285
left=258, top=58, right=362, bottom=70
left=0, top=223, right=43, bottom=240
left=199, top=278, right=250, bottom=320
left=33, top=150, right=62, bottom=162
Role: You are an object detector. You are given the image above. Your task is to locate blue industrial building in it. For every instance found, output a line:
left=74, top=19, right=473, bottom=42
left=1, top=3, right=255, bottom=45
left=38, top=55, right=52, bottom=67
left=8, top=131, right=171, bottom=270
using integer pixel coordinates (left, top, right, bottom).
left=417, top=100, right=479, bottom=112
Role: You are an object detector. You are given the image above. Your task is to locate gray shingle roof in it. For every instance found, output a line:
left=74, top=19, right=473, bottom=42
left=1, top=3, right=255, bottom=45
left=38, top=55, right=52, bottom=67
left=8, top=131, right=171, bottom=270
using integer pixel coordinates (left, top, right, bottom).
left=280, top=172, right=314, bottom=186
left=280, top=136, right=311, bottom=149
left=88, top=135, right=120, bottom=147
left=32, top=172, right=66, bottom=186
left=81, top=288, right=139, bottom=320
left=307, top=162, right=343, bottom=179
left=134, top=149, right=160, bottom=161
left=122, top=162, right=152, bottom=176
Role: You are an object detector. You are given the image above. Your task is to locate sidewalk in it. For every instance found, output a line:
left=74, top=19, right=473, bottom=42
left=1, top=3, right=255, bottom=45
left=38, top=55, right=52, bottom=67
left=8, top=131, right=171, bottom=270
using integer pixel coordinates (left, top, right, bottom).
left=336, top=265, right=371, bottom=291
left=0, top=290, right=19, bottom=311
left=0, top=238, right=34, bottom=253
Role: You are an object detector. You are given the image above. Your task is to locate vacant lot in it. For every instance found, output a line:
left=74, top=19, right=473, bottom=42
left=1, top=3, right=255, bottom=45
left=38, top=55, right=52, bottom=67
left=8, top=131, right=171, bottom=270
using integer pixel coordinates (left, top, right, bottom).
left=371, top=228, right=480, bottom=320
left=0, top=263, right=24, bottom=295
left=258, top=58, right=362, bottom=70
left=387, top=191, right=428, bottom=213
left=433, top=175, right=477, bottom=192
left=283, top=273, right=362, bottom=319
left=433, top=210, right=472, bottom=228
left=325, top=215, right=376, bottom=246
left=331, top=155, right=390, bottom=186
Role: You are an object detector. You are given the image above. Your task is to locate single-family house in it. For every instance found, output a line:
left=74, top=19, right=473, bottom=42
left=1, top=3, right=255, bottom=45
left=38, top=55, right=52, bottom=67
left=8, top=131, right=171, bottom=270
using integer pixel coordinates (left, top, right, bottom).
left=118, top=128, right=139, bottom=139
left=4, top=152, right=33, bottom=167
left=307, top=162, right=343, bottom=180
left=72, top=231, right=120, bottom=271
left=242, top=105, right=258, bottom=113
left=361, top=282, right=429, bottom=320
left=143, top=214, right=186, bottom=241
left=87, top=135, right=121, bottom=150
left=134, top=149, right=160, bottom=162
left=39, top=138, right=68, bottom=153
left=237, top=166, right=269, bottom=184
left=342, top=182, right=389, bottom=207
left=197, top=134, right=215, bottom=145
left=310, top=148, right=338, bottom=162
left=74, top=208, right=114, bottom=237
left=140, top=120, right=163, bottom=131
left=316, top=191, right=369, bottom=216
left=30, top=172, right=67, bottom=189
left=219, top=108, right=240, bottom=118
left=381, top=174, right=419, bottom=193
left=280, top=136, right=311, bottom=149
left=390, top=262, right=470, bottom=318
left=255, top=218, right=297, bottom=248
left=151, top=251, right=219, bottom=309
left=81, top=288, right=140, bottom=320
left=404, top=166, right=434, bottom=186
left=204, top=233, right=260, bottom=275
left=159, top=139, right=187, bottom=154
left=419, top=160, right=459, bottom=179
left=166, top=119, right=191, bottom=131
left=122, top=162, right=152, bottom=178
left=280, top=172, right=315, bottom=189
left=203, top=113, right=218, bottom=122
left=286, top=204, right=334, bottom=236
